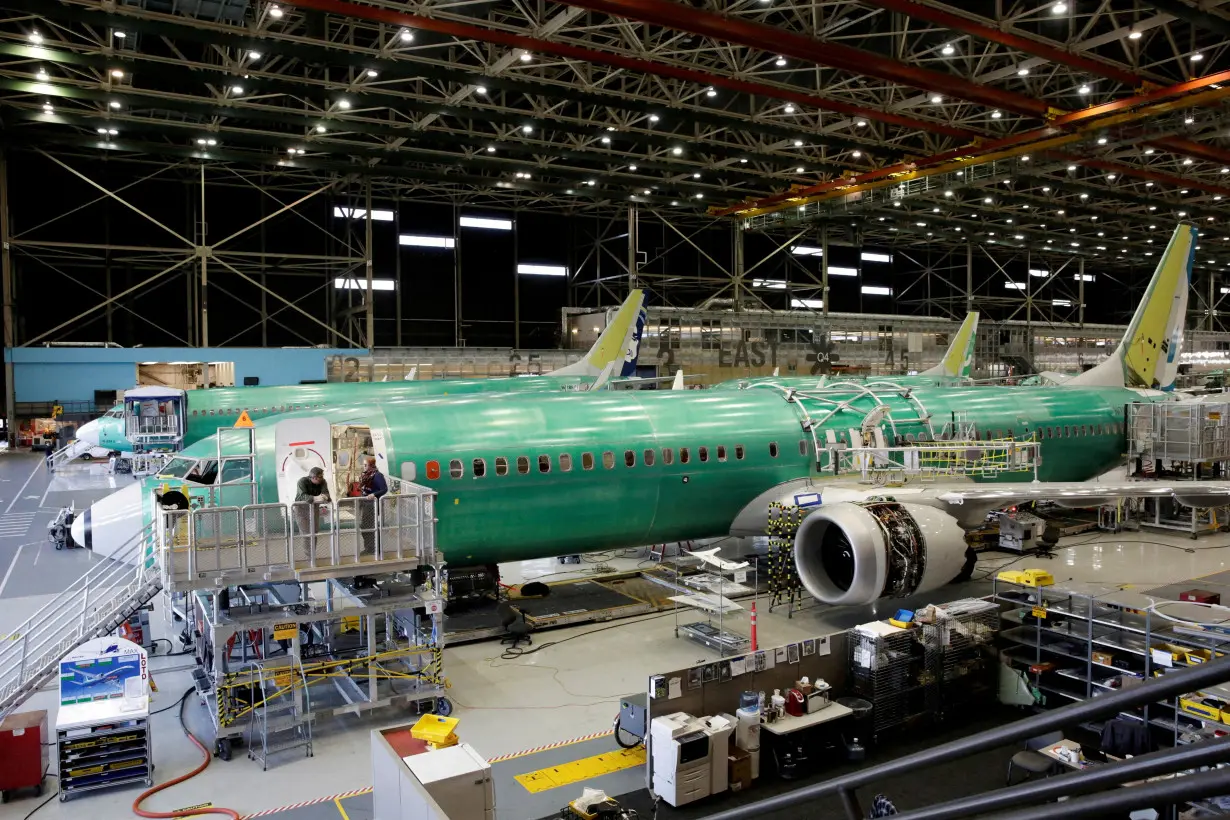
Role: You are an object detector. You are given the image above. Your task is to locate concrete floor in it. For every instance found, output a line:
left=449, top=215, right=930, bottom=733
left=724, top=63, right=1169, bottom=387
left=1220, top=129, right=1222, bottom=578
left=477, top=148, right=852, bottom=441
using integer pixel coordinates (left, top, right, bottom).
left=4, top=448, right=1230, bottom=819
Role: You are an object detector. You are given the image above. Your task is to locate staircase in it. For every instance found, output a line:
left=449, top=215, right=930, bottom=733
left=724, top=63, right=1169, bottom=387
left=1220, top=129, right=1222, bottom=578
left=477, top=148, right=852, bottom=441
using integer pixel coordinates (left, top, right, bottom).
left=245, top=659, right=314, bottom=770
left=46, top=439, right=94, bottom=471
left=0, top=522, right=161, bottom=722
left=1000, top=354, right=1037, bottom=377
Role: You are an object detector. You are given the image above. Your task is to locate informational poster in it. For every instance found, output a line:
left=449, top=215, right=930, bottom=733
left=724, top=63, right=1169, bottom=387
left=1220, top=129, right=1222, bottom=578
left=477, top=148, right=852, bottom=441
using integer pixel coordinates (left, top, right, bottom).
left=59, top=637, right=147, bottom=706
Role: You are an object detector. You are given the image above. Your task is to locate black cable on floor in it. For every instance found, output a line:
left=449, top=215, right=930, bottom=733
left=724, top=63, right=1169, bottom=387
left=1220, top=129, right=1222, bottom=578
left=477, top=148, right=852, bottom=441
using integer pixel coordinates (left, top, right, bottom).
left=21, top=773, right=57, bottom=820
left=151, top=688, right=196, bottom=716
left=499, top=608, right=682, bottom=660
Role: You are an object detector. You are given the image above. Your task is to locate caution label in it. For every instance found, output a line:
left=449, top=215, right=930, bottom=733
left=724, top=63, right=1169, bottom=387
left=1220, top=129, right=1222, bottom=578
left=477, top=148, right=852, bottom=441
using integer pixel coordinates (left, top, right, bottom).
left=233, top=410, right=254, bottom=428
left=273, top=622, right=298, bottom=640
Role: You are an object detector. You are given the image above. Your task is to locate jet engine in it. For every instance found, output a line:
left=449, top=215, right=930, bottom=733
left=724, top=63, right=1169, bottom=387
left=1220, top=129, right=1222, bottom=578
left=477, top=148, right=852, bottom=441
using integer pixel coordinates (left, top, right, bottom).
left=793, top=500, right=969, bottom=607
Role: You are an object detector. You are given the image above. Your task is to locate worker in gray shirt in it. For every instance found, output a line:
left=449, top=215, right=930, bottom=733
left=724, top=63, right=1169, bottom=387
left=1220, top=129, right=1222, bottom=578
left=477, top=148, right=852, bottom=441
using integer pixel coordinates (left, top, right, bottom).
left=294, top=467, right=331, bottom=553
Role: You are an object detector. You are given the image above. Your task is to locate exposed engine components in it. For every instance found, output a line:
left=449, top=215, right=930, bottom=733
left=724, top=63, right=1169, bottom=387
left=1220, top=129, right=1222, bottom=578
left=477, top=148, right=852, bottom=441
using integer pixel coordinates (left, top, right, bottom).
left=793, top=501, right=968, bottom=607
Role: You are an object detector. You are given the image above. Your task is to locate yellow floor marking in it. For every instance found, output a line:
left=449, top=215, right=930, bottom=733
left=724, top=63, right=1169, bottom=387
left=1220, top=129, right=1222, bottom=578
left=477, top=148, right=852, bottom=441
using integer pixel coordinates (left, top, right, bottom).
left=334, top=798, right=351, bottom=820
left=514, top=746, right=646, bottom=794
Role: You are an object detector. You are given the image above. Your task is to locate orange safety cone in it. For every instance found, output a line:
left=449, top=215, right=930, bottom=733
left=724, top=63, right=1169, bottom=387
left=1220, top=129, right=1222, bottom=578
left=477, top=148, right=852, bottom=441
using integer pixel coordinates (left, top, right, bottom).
left=750, top=601, right=758, bottom=651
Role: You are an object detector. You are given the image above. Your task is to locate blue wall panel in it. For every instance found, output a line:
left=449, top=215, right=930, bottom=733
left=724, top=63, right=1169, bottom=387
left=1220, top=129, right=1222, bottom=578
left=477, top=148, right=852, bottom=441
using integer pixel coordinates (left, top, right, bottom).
left=5, top=347, right=366, bottom=403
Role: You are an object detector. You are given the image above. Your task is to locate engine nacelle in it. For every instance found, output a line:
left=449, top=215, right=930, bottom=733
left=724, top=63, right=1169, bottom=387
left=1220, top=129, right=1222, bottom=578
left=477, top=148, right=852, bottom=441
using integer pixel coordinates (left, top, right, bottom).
left=793, top=500, right=969, bottom=607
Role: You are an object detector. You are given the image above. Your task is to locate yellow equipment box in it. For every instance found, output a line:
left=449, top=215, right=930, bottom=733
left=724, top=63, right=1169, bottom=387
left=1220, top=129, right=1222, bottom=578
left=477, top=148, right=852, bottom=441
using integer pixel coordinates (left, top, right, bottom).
left=411, top=714, right=460, bottom=749
left=997, top=569, right=1055, bottom=587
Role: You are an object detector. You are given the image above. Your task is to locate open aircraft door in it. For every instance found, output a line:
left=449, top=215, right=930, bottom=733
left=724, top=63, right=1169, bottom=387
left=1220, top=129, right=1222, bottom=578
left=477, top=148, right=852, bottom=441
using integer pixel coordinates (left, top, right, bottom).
left=274, top=417, right=333, bottom=504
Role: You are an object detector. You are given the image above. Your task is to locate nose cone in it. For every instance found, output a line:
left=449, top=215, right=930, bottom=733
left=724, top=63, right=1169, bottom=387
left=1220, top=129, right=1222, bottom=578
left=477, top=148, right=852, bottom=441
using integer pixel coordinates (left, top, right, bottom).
left=74, top=483, right=146, bottom=564
left=76, top=419, right=101, bottom=447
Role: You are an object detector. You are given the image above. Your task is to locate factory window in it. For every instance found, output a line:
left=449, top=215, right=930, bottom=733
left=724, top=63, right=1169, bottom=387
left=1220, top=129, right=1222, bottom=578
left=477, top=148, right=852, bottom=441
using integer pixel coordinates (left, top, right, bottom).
left=699, top=447, right=709, bottom=463
left=538, top=455, right=551, bottom=473
left=624, top=450, right=636, bottom=467
left=663, top=448, right=674, bottom=465
left=582, top=452, right=595, bottom=470
left=769, top=442, right=779, bottom=458
left=560, top=453, right=573, bottom=472
left=603, top=451, right=615, bottom=469
left=735, top=445, right=745, bottom=460
left=426, top=461, right=440, bottom=480
left=495, top=457, right=509, bottom=477
left=716, top=446, right=727, bottom=462
left=644, top=449, right=655, bottom=466
left=517, top=456, right=530, bottom=475
left=680, top=447, right=690, bottom=464
left=449, top=459, right=463, bottom=479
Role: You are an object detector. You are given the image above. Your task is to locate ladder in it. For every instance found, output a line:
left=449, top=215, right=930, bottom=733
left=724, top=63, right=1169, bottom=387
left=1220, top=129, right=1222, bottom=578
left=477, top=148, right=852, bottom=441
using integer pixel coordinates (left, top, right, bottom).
left=0, top=521, right=161, bottom=722
left=46, top=439, right=94, bottom=472
left=244, top=659, right=314, bottom=770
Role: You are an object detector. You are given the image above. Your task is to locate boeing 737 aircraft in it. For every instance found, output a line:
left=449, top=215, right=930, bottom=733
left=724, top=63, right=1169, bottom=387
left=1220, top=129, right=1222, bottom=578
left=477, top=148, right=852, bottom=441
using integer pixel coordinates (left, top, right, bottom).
left=65, top=663, right=139, bottom=688
left=75, top=291, right=647, bottom=454
left=78, top=224, right=1224, bottom=612
left=713, top=311, right=979, bottom=391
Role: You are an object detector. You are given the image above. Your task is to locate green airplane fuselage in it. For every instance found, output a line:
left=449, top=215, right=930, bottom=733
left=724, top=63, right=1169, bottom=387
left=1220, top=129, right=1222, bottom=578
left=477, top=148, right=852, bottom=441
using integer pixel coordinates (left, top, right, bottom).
left=169, top=382, right=1160, bottom=567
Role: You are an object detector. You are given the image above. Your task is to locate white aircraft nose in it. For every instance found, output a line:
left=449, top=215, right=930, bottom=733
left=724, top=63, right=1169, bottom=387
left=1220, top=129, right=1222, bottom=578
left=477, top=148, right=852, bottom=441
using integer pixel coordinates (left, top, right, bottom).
left=72, top=483, right=145, bottom=564
left=76, top=419, right=101, bottom=447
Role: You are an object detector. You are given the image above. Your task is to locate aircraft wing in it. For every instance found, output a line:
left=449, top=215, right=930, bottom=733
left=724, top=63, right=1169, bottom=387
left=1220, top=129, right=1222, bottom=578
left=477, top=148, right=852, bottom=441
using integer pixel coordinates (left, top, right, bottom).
left=920, top=480, right=1230, bottom=528
left=687, top=547, right=749, bottom=572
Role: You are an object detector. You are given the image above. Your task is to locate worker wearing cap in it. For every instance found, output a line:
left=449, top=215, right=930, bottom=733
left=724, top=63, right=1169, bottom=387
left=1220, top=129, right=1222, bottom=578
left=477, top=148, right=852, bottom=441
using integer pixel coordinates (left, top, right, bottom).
left=294, top=467, right=331, bottom=557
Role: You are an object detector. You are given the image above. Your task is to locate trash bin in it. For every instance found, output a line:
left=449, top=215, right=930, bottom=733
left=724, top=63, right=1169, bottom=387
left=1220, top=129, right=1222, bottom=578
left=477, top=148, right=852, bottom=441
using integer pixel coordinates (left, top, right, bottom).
left=837, top=697, right=873, bottom=759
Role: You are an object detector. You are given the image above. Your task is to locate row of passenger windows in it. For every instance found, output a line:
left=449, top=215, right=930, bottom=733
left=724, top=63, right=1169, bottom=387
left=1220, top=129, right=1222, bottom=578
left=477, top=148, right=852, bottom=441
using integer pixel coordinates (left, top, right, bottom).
left=189, top=404, right=327, bottom=417
left=977, top=422, right=1124, bottom=441
left=424, top=440, right=812, bottom=480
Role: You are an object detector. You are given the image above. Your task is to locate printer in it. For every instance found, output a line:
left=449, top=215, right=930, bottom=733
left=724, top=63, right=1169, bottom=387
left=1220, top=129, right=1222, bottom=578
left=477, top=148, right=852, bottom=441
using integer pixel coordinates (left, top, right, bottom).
left=651, top=713, right=711, bottom=807
left=701, top=714, right=734, bottom=794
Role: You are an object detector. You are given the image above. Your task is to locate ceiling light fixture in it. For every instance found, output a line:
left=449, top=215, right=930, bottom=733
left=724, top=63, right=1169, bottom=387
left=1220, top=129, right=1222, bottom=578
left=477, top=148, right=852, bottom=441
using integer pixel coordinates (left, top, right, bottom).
left=399, top=28, right=414, bottom=42
left=775, top=56, right=786, bottom=66
left=784, top=104, right=795, bottom=113
left=991, top=110, right=1002, bottom=118
left=36, top=68, right=48, bottom=81
left=706, top=87, right=717, bottom=97
left=109, top=100, right=121, bottom=109
left=1017, top=67, right=1029, bottom=76
left=520, top=52, right=532, bottom=62
left=1078, top=84, right=1091, bottom=94
left=110, top=69, right=124, bottom=79
left=366, top=69, right=378, bottom=78
left=1128, top=30, right=1142, bottom=40
left=931, top=94, right=943, bottom=103
left=269, top=5, right=284, bottom=18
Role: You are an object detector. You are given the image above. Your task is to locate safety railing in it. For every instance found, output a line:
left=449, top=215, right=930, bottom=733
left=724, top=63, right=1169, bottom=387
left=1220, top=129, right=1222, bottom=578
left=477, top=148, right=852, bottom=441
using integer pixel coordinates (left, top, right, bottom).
left=0, top=520, right=161, bottom=721
left=160, top=481, right=438, bottom=588
left=824, top=439, right=1040, bottom=485
left=700, top=656, right=1230, bottom=820
left=46, top=438, right=94, bottom=471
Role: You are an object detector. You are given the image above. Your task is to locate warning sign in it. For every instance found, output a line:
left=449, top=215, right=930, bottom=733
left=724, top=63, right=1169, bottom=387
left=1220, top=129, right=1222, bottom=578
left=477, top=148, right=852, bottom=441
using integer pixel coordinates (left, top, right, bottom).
left=233, top=410, right=255, bottom=428
left=273, top=622, right=298, bottom=640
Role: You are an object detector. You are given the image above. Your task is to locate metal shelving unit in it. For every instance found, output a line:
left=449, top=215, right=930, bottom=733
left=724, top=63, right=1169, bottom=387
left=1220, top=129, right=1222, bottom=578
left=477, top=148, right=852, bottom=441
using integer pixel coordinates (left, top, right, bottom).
left=671, top=547, right=755, bottom=657
left=849, top=623, right=929, bottom=738
left=994, top=578, right=1230, bottom=749
left=922, top=599, right=1000, bottom=722
left=57, top=718, right=153, bottom=801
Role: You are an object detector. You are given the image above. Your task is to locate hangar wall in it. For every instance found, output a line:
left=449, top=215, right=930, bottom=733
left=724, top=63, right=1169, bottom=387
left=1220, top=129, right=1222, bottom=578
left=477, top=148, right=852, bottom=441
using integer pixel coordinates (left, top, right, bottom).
left=5, top=347, right=367, bottom=404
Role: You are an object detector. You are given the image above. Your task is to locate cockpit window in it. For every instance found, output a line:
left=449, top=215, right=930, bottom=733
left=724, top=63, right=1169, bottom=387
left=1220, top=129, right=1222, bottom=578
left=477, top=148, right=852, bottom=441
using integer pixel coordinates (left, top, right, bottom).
left=159, top=457, right=198, bottom=478
left=106, top=407, right=124, bottom=418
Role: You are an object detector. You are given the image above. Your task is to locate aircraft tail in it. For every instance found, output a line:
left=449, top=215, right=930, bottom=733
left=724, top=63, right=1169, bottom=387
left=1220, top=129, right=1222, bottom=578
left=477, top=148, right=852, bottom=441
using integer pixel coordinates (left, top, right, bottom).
left=552, top=290, right=646, bottom=378
left=920, top=311, right=978, bottom=379
left=1069, top=222, right=1197, bottom=391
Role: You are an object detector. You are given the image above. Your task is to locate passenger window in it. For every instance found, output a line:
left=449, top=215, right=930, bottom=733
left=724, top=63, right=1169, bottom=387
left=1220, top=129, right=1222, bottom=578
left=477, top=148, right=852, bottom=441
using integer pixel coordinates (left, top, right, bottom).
left=644, top=449, right=655, bottom=466
left=663, top=448, right=674, bottom=465
left=1064, top=426, right=1071, bottom=438
left=449, top=459, right=463, bottom=479
left=403, top=462, right=417, bottom=481
left=799, top=439, right=809, bottom=456
left=735, top=445, right=745, bottom=460
left=769, top=442, right=779, bottom=458
left=699, top=447, right=709, bottom=463
left=473, top=458, right=486, bottom=478
left=426, top=460, right=440, bottom=480
left=717, top=446, right=727, bottom=462
left=538, top=455, right=551, bottom=473
left=495, top=457, right=509, bottom=477
left=517, top=456, right=530, bottom=475
left=680, top=447, right=691, bottom=464
left=560, top=453, right=573, bottom=472
left=582, top=452, right=595, bottom=470
left=603, top=451, right=615, bottom=469
left=1035, top=428, right=1042, bottom=440
left=624, top=450, right=636, bottom=467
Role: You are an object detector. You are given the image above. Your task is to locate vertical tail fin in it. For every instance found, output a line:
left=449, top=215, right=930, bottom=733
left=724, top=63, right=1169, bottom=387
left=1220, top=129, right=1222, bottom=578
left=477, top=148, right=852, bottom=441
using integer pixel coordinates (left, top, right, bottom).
left=551, top=290, right=646, bottom=378
left=1069, top=222, right=1197, bottom=390
left=620, top=306, right=648, bottom=378
left=671, top=369, right=685, bottom=390
left=920, top=311, right=979, bottom=379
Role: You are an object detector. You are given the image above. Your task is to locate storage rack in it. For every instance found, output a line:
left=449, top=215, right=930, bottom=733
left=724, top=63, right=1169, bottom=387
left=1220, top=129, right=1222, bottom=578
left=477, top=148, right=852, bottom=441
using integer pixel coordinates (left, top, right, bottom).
left=921, top=599, right=1000, bottom=722
left=671, top=547, right=755, bottom=657
left=993, top=578, right=1230, bottom=748
left=56, top=717, right=152, bottom=801
left=848, top=624, right=929, bottom=738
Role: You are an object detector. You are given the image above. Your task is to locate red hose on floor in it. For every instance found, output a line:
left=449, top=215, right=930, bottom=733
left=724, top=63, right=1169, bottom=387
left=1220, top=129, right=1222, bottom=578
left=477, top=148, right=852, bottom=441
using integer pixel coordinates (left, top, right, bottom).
left=131, top=691, right=241, bottom=820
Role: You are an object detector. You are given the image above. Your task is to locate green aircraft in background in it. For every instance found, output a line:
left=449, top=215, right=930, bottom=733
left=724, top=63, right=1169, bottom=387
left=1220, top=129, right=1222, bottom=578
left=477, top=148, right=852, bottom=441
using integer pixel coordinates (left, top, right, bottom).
left=73, top=290, right=647, bottom=454
left=79, top=224, right=1226, bottom=611
left=713, top=310, right=980, bottom=391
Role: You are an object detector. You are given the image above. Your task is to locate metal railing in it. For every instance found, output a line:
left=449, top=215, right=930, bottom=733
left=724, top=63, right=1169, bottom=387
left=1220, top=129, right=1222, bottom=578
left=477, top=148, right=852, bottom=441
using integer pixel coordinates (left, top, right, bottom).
left=161, top=483, right=438, bottom=587
left=46, top=438, right=93, bottom=471
left=0, top=521, right=161, bottom=721
left=825, top=440, right=1041, bottom=485
left=700, top=657, right=1230, bottom=820
left=1130, top=401, right=1230, bottom=463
